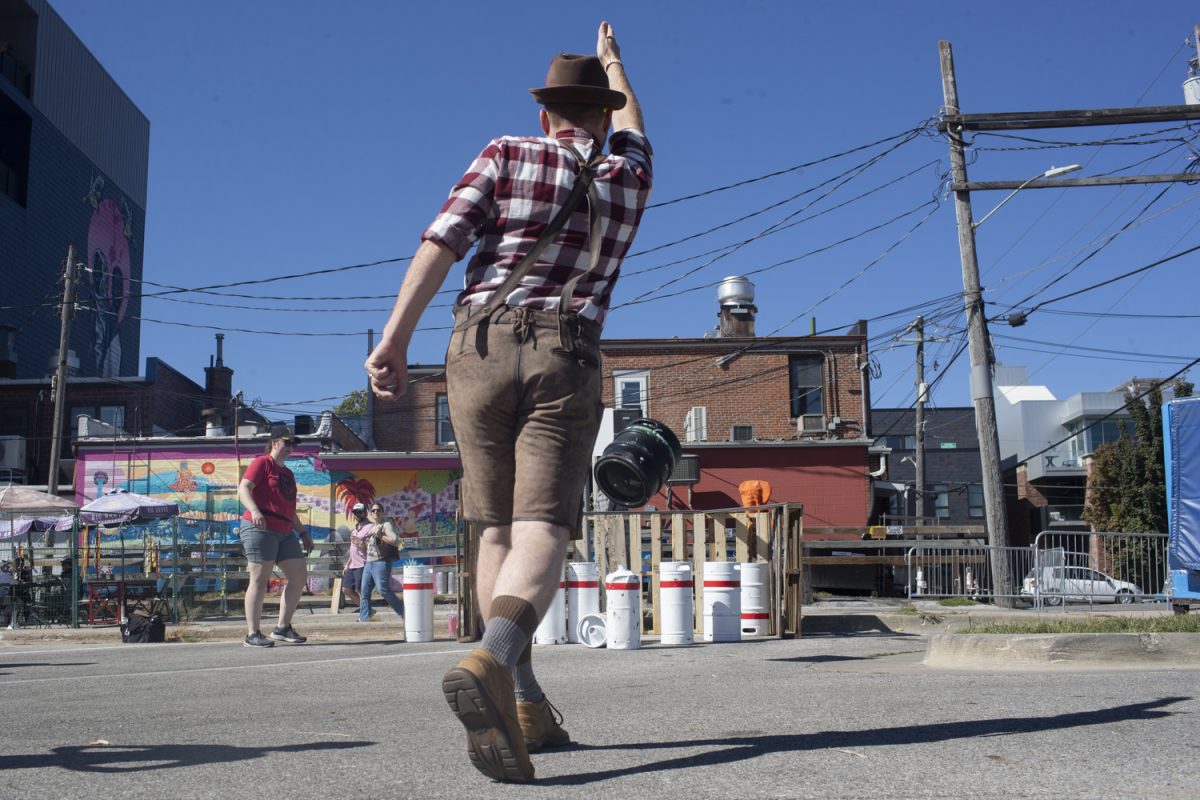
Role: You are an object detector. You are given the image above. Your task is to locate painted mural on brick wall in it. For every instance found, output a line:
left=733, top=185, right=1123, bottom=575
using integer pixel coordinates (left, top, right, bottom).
left=73, top=449, right=460, bottom=583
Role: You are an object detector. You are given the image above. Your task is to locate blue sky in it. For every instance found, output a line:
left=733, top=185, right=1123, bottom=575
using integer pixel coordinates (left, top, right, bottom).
left=52, top=0, right=1200, bottom=424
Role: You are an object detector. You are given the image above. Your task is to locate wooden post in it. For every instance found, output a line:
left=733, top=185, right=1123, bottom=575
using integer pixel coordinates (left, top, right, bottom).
left=734, top=513, right=750, bottom=563
left=939, top=40, right=1013, bottom=606
left=692, top=512, right=707, bottom=633
left=650, top=514, right=662, bottom=634
left=914, top=315, right=927, bottom=519
left=754, top=510, right=770, bottom=562
left=670, top=512, right=686, bottom=562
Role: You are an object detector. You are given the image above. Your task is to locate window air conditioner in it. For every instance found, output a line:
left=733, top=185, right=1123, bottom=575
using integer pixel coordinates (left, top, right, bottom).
left=799, top=414, right=824, bottom=434
left=684, top=406, right=708, bottom=442
left=730, top=424, right=754, bottom=442
left=0, top=436, right=26, bottom=470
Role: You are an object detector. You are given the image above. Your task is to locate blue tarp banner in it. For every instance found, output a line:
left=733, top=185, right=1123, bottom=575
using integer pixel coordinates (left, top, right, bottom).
left=1165, top=397, right=1200, bottom=571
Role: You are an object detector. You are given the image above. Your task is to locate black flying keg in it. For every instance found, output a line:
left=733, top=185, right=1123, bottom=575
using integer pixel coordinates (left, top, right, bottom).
left=594, top=418, right=683, bottom=507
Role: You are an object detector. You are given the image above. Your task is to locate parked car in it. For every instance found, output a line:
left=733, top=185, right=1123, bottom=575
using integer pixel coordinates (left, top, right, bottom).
left=1020, top=566, right=1141, bottom=605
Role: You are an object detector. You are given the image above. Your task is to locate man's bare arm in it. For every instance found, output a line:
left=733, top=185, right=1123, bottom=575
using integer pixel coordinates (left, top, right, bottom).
left=597, top=21, right=644, bottom=133
left=365, top=239, right=457, bottom=400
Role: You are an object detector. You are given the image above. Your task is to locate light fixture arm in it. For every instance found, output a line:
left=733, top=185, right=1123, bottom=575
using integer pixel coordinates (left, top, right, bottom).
left=972, top=164, right=1081, bottom=230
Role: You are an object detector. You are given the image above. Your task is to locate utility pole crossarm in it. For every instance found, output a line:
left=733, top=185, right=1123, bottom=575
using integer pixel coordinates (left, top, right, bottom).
left=939, top=104, right=1200, bottom=131
left=956, top=174, right=1197, bottom=192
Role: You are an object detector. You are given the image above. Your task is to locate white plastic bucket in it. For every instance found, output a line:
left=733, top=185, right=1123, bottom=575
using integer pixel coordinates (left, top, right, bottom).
left=605, top=565, right=641, bottom=650
left=740, top=562, right=769, bottom=636
left=703, top=561, right=741, bottom=642
left=533, top=563, right=567, bottom=644
left=402, top=565, right=434, bottom=642
left=567, top=561, right=600, bottom=644
left=659, top=561, right=694, bottom=645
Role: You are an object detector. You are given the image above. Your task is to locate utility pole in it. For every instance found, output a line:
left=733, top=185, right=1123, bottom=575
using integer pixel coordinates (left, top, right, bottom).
left=46, top=246, right=80, bottom=497
left=912, top=316, right=927, bottom=521
left=939, top=41, right=1014, bottom=606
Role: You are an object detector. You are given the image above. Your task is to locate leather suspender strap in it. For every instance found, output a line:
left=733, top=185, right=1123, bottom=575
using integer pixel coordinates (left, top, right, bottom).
left=476, top=141, right=604, bottom=318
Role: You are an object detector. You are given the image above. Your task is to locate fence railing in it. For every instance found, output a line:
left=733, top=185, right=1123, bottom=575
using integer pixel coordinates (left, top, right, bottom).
left=902, top=531, right=1169, bottom=609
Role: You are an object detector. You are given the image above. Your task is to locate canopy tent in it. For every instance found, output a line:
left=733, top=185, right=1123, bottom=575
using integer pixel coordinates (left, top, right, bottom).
left=78, top=489, right=180, bottom=580
left=80, top=489, right=179, bottom=525
left=0, top=486, right=78, bottom=542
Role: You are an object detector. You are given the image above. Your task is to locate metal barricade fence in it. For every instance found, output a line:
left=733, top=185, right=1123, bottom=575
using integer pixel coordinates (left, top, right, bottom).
left=905, top=544, right=1034, bottom=602
left=1029, top=531, right=1168, bottom=610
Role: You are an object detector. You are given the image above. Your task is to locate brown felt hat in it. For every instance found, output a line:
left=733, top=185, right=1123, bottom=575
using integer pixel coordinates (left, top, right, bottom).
left=530, top=53, right=626, bottom=109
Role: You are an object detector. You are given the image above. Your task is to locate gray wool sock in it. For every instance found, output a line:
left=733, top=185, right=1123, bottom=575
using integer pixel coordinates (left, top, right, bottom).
left=513, top=640, right=544, bottom=703
left=480, top=596, right=538, bottom=670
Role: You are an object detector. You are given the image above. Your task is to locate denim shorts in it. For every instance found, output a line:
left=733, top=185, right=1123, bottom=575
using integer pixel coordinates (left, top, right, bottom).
left=446, top=305, right=603, bottom=535
left=239, top=526, right=304, bottom=564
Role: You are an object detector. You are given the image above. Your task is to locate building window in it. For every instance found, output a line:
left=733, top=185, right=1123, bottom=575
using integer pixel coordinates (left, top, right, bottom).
left=436, top=394, right=455, bottom=446
left=0, top=91, right=31, bottom=206
left=613, top=370, right=649, bottom=416
left=1065, top=417, right=1132, bottom=458
left=931, top=484, right=950, bottom=519
left=967, top=483, right=984, bottom=518
left=880, top=434, right=916, bottom=451
left=789, top=356, right=824, bottom=417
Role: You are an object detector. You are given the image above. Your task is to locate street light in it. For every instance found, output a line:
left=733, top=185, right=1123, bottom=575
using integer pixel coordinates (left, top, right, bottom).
left=972, top=164, right=1082, bottom=229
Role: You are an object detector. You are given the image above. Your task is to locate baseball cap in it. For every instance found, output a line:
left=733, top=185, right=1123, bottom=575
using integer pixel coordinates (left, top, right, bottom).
left=352, top=502, right=366, bottom=513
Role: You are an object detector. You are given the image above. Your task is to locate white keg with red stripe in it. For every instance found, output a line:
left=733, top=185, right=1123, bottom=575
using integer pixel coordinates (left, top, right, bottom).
left=605, top=565, right=641, bottom=650
left=702, top=561, right=741, bottom=642
left=740, top=562, right=769, bottom=636
left=402, top=564, right=434, bottom=642
left=658, top=561, right=694, bottom=645
left=566, top=561, right=600, bottom=644
left=533, top=562, right=567, bottom=644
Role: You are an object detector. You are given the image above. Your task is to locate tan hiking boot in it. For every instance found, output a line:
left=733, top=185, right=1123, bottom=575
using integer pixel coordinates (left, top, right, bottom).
left=517, top=696, right=571, bottom=752
left=442, top=648, right=534, bottom=783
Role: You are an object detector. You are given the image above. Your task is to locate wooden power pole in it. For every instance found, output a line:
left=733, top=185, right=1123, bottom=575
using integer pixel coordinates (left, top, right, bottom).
left=939, top=41, right=1014, bottom=606
left=47, top=246, right=80, bottom=496
left=936, top=34, right=1200, bottom=606
left=913, top=316, right=927, bottom=520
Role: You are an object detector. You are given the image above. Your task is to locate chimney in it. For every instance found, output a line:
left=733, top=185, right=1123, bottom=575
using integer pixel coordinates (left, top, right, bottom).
left=204, top=333, right=234, bottom=415
left=716, top=276, right=757, bottom=337
left=0, top=325, right=16, bottom=379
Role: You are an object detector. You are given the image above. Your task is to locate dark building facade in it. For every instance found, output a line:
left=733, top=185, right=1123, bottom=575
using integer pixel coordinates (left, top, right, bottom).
left=0, top=0, right=149, bottom=381
left=872, top=406, right=984, bottom=528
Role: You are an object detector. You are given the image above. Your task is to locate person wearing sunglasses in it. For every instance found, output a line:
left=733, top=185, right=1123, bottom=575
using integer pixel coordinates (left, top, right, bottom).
left=237, top=426, right=313, bottom=648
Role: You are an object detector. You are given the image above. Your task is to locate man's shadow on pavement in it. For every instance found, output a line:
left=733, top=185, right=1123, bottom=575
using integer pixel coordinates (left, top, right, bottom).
left=0, top=739, right=374, bottom=773
left=538, top=695, right=1189, bottom=787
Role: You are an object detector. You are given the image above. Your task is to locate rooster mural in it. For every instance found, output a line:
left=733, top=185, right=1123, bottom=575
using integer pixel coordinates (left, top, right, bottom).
left=335, top=477, right=377, bottom=517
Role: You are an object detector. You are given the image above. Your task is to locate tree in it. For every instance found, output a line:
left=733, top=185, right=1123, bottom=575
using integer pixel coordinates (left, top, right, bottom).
left=334, top=389, right=367, bottom=417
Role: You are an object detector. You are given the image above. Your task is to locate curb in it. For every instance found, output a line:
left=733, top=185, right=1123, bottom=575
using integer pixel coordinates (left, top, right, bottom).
left=924, top=633, right=1200, bottom=669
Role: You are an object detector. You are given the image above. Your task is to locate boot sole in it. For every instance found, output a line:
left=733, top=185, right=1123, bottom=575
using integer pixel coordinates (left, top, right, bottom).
left=442, top=667, right=533, bottom=783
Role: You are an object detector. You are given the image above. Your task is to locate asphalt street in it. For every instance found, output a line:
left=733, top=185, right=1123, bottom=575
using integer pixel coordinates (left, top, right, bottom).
left=0, top=631, right=1197, bottom=799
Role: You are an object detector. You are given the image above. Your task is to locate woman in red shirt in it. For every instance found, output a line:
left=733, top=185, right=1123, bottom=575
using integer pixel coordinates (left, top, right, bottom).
left=237, top=428, right=314, bottom=647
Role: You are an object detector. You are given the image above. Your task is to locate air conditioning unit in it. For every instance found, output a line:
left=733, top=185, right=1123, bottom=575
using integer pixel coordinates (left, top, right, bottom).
left=798, top=414, right=825, bottom=434
left=0, top=436, right=27, bottom=470
left=667, top=454, right=701, bottom=485
left=730, top=424, right=754, bottom=442
left=684, top=406, right=708, bottom=442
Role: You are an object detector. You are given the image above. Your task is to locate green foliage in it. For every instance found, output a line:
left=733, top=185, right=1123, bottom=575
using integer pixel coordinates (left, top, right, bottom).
left=334, top=389, right=368, bottom=417
left=937, top=597, right=979, bottom=607
left=1082, top=386, right=1168, bottom=535
left=965, top=614, right=1200, bottom=634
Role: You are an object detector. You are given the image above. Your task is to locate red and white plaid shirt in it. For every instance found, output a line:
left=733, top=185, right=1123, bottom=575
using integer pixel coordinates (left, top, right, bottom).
left=422, top=127, right=653, bottom=325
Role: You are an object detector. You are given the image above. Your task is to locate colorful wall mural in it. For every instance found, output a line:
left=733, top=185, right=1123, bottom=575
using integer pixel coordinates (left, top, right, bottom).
left=73, top=447, right=461, bottom=579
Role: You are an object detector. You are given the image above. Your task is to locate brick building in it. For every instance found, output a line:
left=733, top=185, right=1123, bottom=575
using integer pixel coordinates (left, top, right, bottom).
left=370, top=278, right=878, bottom=529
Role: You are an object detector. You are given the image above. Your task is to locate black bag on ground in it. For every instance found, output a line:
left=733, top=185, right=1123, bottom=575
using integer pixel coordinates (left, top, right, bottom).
left=121, top=612, right=165, bottom=643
